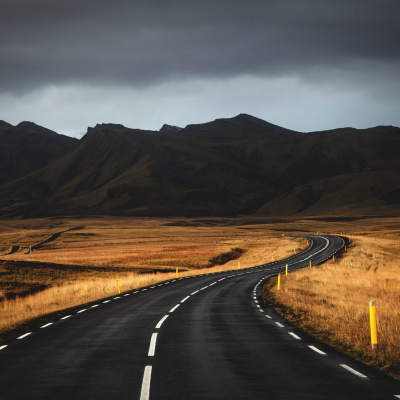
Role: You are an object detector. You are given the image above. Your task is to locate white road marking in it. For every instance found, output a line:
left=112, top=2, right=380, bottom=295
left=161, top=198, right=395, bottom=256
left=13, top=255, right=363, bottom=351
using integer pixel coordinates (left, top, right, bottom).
left=308, top=345, right=327, bottom=355
left=275, top=322, right=284, bottom=327
left=102, top=300, right=111, bottom=303
left=394, top=396, right=400, bottom=399
left=169, top=304, right=180, bottom=313
left=134, top=291, right=139, bottom=293
left=91, top=305, right=99, bottom=308
left=339, top=364, right=368, bottom=379
left=256, top=305, right=260, bottom=308
left=40, top=323, right=53, bottom=328
left=181, top=296, right=190, bottom=303
left=148, top=333, right=158, bottom=356
left=0, top=345, right=8, bottom=350
left=209, top=282, right=216, bottom=286
left=124, top=294, right=130, bottom=296
left=114, top=296, right=121, bottom=299
left=155, top=315, right=169, bottom=329
left=142, top=289, right=148, bottom=291
left=77, top=309, right=87, bottom=313
left=61, top=315, right=71, bottom=319
left=191, top=290, right=199, bottom=295
left=288, top=332, right=301, bottom=340
left=17, top=333, right=32, bottom=339
left=218, top=278, right=226, bottom=281
left=140, top=365, right=152, bottom=400
left=150, top=286, right=155, bottom=288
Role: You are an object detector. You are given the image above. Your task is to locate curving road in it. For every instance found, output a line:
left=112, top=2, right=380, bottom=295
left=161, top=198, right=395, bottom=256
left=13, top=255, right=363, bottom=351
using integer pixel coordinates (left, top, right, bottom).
left=1, top=235, right=399, bottom=399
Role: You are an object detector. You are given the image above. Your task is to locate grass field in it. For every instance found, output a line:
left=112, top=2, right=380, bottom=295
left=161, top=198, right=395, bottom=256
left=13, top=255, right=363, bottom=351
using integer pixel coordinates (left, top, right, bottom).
left=263, top=232, right=400, bottom=379
left=0, top=216, right=309, bottom=340
left=2, top=213, right=400, bottom=381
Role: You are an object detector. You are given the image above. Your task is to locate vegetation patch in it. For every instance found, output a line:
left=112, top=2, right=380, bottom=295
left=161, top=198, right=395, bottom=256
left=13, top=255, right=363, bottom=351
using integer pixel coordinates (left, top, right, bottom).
left=208, top=248, right=245, bottom=266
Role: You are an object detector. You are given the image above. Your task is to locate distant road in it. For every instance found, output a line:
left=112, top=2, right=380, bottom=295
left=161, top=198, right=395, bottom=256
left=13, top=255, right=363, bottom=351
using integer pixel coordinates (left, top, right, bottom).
left=1, top=235, right=399, bottom=399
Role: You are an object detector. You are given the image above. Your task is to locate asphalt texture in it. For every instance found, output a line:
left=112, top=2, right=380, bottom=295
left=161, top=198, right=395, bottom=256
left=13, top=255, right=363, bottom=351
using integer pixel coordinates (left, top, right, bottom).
left=1, top=235, right=400, bottom=400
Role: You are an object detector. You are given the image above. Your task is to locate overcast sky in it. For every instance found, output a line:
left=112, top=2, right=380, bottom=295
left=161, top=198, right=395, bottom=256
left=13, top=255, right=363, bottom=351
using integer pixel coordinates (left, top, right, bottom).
left=1, top=0, right=399, bottom=137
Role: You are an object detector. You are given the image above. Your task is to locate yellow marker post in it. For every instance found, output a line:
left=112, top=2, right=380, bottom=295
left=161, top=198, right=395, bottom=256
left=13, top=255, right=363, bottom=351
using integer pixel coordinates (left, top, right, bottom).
left=272, top=256, right=274, bottom=262
left=176, top=268, right=178, bottom=278
left=317, top=231, right=318, bottom=235
left=277, top=274, right=281, bottom=290
left=369, top=300, right=378, bottom=349
left=345, top=246, right=347, bottom=251
left=116, top=279, right=120, bottom=295
left=333, top=255, right=335, bottom=262
left=238, top=261, right=240, bottom=270
left=294, top=249, right=296, bottom=254
left=285, top=265, right=288, bottom=275
left=309, top=260, right=311, bottom=268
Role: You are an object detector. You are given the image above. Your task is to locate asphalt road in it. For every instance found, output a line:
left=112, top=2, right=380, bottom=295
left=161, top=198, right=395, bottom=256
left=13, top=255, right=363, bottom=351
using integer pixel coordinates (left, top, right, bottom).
left=1, top=235, right=400, bottom=399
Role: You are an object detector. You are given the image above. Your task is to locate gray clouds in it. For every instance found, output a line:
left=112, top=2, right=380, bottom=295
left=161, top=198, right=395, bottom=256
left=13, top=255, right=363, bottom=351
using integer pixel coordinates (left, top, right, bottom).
left=1, top=0, right=400, bottom=92
left=1, top=0, right=400, bottom=134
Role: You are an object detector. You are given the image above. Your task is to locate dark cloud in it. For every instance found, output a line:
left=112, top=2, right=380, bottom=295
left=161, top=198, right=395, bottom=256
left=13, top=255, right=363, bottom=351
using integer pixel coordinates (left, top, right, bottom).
left=1, top=0, right=399, bottom=93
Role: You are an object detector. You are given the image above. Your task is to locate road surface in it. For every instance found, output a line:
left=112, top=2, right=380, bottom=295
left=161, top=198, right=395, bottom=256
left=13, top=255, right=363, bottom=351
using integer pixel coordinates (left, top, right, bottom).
left=1, top=235, right=399, bottom=399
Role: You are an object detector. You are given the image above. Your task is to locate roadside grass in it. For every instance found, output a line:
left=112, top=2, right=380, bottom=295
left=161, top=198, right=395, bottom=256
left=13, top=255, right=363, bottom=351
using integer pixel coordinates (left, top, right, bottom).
left=262, top=235, right=400, bottom=379
left=0, top=226, right=308, bottom=341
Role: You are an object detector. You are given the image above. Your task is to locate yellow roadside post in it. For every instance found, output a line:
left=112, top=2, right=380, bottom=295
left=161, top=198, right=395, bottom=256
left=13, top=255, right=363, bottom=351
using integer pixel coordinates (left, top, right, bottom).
left=277, top=274, right=281, bottom=290
left=282, top=233, right=284, bottom=237
left=294, top=249, right=296, bottom=254
left=285, top=265, right=288, bottom=275
left=238, top=261, right=240, bottom=270
left=116, top=279, right=120, bottom=295
left=309, top=260, right=311, bottom=268
left=345, top=246, right=347, bottom=251
left=333, top=255, right=335, bottom=262
left=272, top=256, right=274, bottom=262
left=369, top=300, right=378, bottom=349
left=176, top=268, right=178, bottom=278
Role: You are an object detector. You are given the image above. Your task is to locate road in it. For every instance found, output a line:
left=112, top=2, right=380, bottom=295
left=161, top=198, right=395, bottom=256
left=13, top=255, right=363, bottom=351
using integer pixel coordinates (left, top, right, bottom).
left=1, top=235, right=399, bottom=399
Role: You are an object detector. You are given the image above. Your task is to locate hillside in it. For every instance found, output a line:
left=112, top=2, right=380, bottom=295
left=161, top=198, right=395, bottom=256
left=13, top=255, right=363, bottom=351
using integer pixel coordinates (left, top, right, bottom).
left=0, top=114, right=399, bottom=218
left=0, top=121, right=79, bottom=187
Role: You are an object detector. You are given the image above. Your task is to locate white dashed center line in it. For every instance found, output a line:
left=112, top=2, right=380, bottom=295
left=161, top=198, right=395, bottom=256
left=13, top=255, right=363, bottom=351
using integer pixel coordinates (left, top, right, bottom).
left=140, top=365, right=152, bottom=400
left=61, top=315, right=71, bottom=319
left=17, top=333, right=32, bottom=339
left=77, top=309, right=87, bottom=313
left=181, top=296, right=190, bottom=303
left=169, top=304, right=180, bottom=313
left=288, top=332, right=301, bottom=340
left=124, top=294, right=130, bottom=296
left=40, top=323, right=53, bottom=328
left=102, top=300, right=111, bottom=303
left=308, top=345, right=326, bottom=355
left=0, top=345, right=8, bottom=350
left=114, top=296, right=121, bottom=299
left=275, top=322, right=284, bottom=328
left=155, top=315, right=169, bottom=329
left=91, top=305, right=99, bottom=308
left=148, top=333, right=158, bottom=356
left=339, top=364, right=368, bottom=379
left=191, top=290, right=199, bottom=295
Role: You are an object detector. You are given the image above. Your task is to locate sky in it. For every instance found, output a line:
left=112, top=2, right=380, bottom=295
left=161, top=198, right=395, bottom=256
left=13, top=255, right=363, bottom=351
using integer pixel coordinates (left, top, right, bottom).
left=1, top=0, right=399, bottom=137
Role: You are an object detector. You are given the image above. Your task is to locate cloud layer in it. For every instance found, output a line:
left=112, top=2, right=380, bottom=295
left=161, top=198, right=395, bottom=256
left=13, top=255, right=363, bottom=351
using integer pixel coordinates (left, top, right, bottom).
left=1, top=0, right=399, bottom=133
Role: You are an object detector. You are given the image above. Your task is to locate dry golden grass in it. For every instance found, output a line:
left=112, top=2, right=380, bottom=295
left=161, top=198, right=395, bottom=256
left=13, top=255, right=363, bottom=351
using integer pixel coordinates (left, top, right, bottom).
left=265, top=235, right=400, bottom=378
left=0, top=216, right=308, bottom=339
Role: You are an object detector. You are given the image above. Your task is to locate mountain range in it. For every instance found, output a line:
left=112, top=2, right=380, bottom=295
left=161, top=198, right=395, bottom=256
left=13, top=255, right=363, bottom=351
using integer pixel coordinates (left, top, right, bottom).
left=0, top=114, right=399, bottom=218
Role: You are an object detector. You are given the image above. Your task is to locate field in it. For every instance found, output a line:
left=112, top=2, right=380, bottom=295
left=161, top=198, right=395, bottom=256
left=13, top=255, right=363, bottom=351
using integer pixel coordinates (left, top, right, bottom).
left=263, top=231, right=400, bottom=379
left=0, top=216, right=309, bottom=341
left=2, top=214, right=400, bottom=380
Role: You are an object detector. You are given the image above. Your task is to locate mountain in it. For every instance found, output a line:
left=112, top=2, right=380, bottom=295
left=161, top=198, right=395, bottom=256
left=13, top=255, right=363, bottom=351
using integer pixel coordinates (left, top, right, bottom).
left=0, top=114, right=399, bottom=218
left=160, top=124, right=182, bottom=134
left=0, top=121, right=79, bottom=187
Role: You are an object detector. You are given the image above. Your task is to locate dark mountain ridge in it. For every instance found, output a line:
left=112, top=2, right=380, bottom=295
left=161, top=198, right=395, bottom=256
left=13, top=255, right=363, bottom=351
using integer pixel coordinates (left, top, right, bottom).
left=0, top=121, right=79, bottom=187
left=0, top=114, right=399, bottom=218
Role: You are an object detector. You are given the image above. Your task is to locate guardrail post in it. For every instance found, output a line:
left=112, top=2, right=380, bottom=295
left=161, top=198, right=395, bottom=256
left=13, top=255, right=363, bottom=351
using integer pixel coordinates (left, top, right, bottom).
left=369, top=300, right=378, bottom=349
left=116, top=279, right=120, bottom=294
